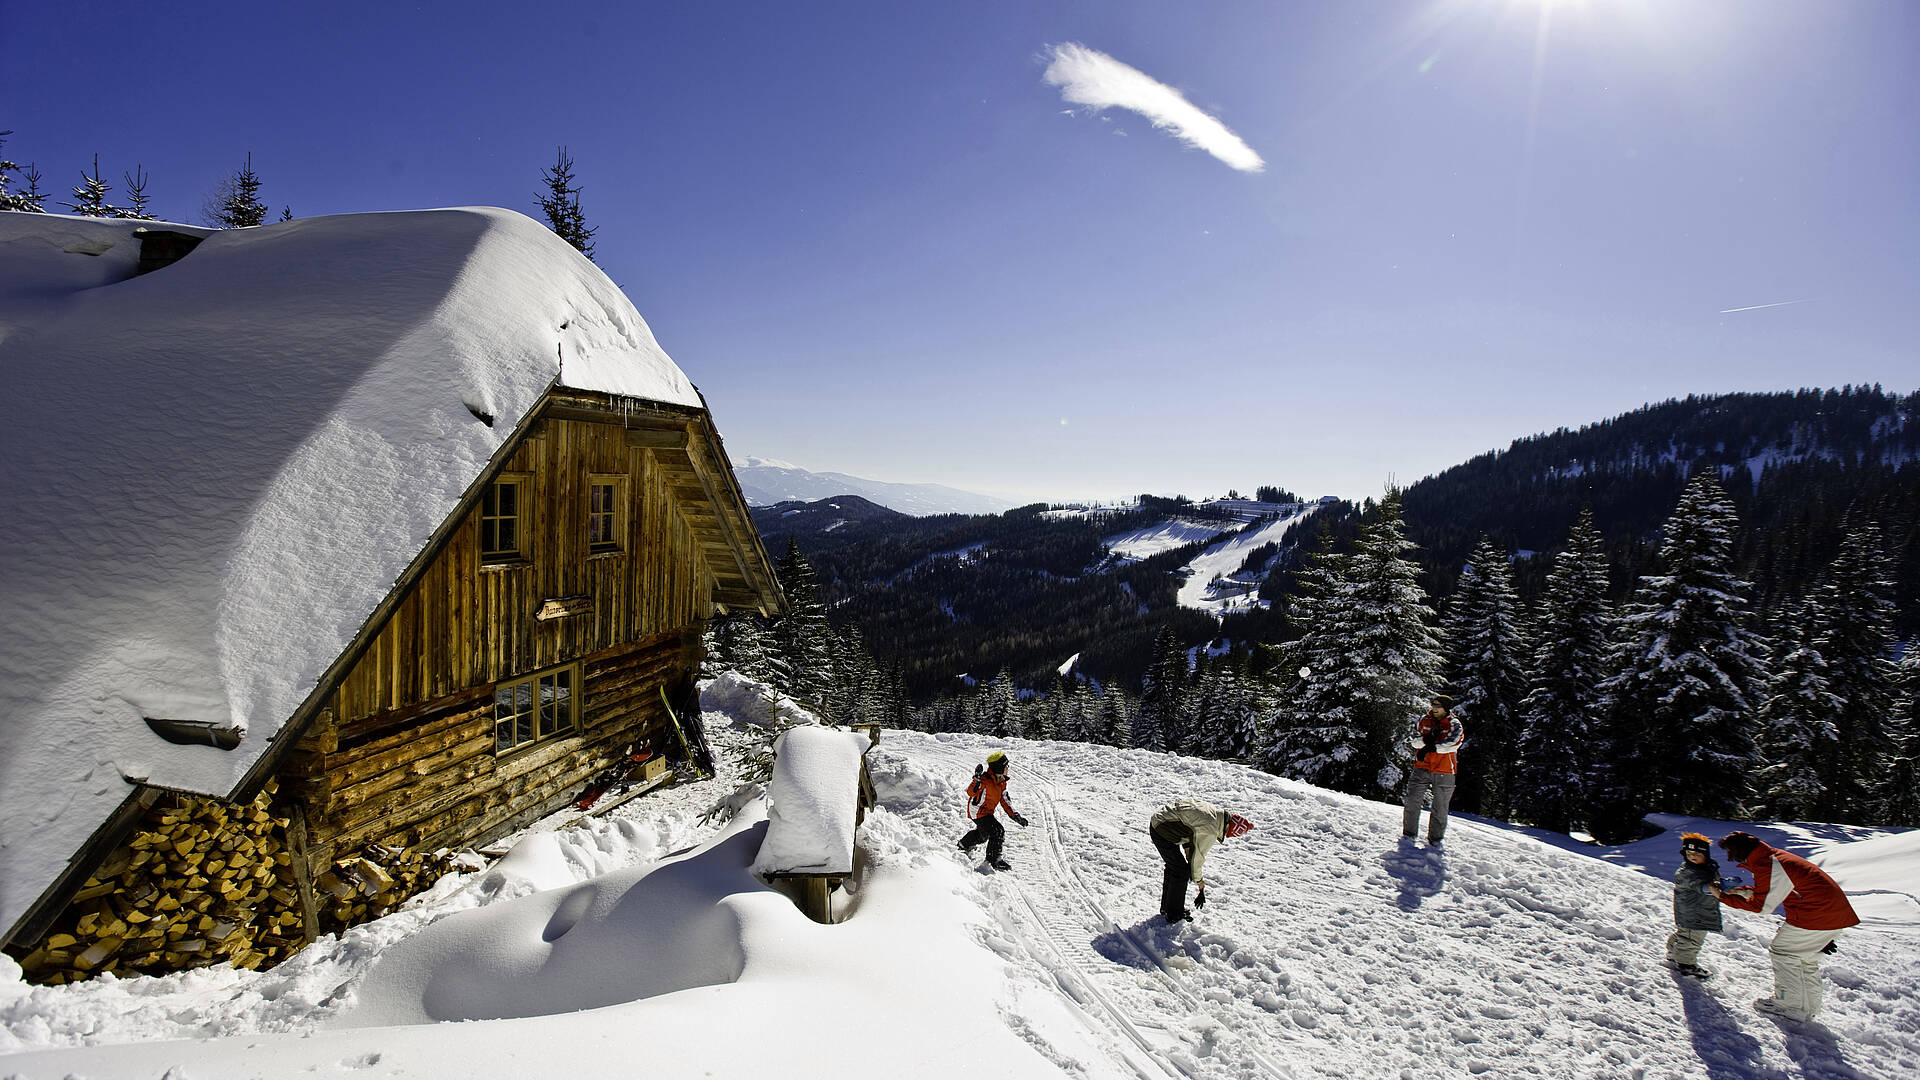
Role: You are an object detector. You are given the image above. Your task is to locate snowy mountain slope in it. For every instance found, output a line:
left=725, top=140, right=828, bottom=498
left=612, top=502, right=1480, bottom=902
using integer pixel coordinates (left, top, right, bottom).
left=1172, top=507, right=1315, bottom=615
left=735, top=456, right=1020, bottom=516
left=6, top=688, right=1917, bottom=1079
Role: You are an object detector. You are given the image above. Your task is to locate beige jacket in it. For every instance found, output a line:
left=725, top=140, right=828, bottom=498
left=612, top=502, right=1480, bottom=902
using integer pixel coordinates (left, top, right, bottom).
left=1151, top=798, right=1228, bottom=887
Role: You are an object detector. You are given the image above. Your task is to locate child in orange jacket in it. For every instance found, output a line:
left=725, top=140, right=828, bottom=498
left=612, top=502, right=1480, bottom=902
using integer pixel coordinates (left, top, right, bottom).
left=958, top=751, right=1028, bottom=870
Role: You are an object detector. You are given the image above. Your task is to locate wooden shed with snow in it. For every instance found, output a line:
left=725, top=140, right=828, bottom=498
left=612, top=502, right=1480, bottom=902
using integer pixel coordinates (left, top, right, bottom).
left=0, top=208, right=783, bottom=983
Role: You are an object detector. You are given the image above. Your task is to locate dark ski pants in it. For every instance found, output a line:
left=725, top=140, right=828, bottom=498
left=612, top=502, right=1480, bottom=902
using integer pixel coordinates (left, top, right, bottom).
left=1151, top=827, right=1192, bottom=922
left=1403, top=768, right=1456, bottom=841
left=960, top=814, right=1005, bottom=861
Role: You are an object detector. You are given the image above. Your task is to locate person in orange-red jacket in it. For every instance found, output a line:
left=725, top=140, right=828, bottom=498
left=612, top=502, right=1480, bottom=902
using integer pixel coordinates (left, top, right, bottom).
left=958, top=750, right=1028, bottom=870
left=1712, top=830, right=1860, bottom=1022
left=1402, top=695, right=1465, bottom=844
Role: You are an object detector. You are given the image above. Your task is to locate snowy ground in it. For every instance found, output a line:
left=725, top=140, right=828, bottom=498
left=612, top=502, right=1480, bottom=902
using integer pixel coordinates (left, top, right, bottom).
left=5, top=685, right=1917, bottom=1079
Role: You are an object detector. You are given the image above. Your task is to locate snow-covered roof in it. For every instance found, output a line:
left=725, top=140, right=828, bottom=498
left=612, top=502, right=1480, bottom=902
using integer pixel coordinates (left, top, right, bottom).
left=0, top=208, right=704, bottom=936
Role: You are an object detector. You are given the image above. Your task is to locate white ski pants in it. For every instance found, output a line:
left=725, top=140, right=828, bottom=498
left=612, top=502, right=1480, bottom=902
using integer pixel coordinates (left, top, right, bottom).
left=1765, top=923, right=1843, bottom=1020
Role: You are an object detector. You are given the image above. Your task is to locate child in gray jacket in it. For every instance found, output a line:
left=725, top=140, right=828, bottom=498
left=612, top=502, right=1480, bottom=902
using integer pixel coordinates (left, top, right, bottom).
left=1668, top=832, right=1724, bottom=978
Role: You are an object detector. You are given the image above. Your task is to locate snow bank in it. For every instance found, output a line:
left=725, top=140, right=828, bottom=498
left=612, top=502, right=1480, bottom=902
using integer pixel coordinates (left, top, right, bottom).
left=0, top=208, right=701, bottom=935
left=699, top=670, right=815, bottom=728
left=337, top=806, right=775, bottom=1025
left=752, top=726, right=869, bottom=877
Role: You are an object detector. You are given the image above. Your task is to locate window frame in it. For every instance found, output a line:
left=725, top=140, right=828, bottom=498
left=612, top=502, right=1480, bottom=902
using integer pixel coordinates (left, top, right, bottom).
left=493, top=662, right=581, bottom=755
left=479, top=471, right=532, bottom=566
left=586, top=472, right=629, bottom=557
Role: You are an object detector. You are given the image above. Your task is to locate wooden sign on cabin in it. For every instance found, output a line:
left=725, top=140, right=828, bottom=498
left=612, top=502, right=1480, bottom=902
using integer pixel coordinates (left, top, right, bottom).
left=0, top=208, right=785, bottom=985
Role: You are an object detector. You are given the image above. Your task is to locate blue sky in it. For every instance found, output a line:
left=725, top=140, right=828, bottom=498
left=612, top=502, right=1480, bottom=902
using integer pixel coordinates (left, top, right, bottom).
left=6, top=0, right=1915, bottom=503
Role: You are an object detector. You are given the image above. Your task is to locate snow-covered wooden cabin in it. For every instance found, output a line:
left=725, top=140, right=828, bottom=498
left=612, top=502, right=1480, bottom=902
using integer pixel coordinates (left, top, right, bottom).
left=0, top=208, right=783, bottom=983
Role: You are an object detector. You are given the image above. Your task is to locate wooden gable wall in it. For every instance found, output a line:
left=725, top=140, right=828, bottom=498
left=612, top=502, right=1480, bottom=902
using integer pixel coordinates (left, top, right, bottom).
left=329, top=410, right=713, bottom=721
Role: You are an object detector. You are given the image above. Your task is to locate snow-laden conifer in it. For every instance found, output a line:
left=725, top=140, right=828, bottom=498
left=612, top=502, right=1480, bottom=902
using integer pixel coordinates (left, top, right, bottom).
left=117, top=165, right=157, bottom=220
left=1190, top=655, right=1263, bottom=761
left=1259, top=491, right=1443, bottom=797
left=1135, top=627, right=1185, bottom=752
left=1591, top=471, right=1766, bottom=839
left=1511, top=510, right=1612, bottom=833
left=208, top=153, right=268, bottom=228
left=1, top=132, right=47, bottom=212
left=65, top=154, right=116, bottom=217
left=1809, top=514, right=1900, bottom=821
left=769, top=537, right=835, bottom=711
left=1441, top=536, right=1532, bottom=817
left=981, top=666, right=1020, bottom=737
left=1882, top=645, right=1920, bottom=827
left=1756, top=606, right=1843, bottom=820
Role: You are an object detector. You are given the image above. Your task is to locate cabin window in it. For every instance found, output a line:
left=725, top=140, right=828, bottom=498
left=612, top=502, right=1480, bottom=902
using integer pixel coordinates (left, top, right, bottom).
left=494, top=663, right=579, bottom=753
left=480, top=475, right=529, bottom=564
left=587, top=474, right=628, bottom=555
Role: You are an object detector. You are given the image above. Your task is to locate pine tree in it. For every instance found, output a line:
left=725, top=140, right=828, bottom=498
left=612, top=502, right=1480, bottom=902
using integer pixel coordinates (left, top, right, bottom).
left=117, top=165, right=157, bottom=220
left=1441, top=537, right=1532, bottom=818
left=1512, top=510, right=1612, bottom=833
left=1259, top=491, right=1443, bottom=797
left=1192, top=656, right=1262, bottom=761
left=209, top=153, right=268, bottom=228
left=1592, top=472, right=1767, bottom=840
left=981, top=667, right=1019, bottom=737
left=537, top=146, right=597, bottom=260
left=1808, top=513, right=1900, bottom=821
left=1, top=131, right=47, bottom=212
left=65, top=154, right=115, bottom=217
left=768, top=538, right=834, bottom=711
left=1756, top=608, right=1842, bottom=820
left=1880, top=645, right=1920, bottom=827
left=1095, top=688, right=1134, bottom=748
left=1136, top=628, right=1186, bottom=751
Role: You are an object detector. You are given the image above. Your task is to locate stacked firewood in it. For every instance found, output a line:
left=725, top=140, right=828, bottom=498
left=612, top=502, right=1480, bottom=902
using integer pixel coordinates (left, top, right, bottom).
left=14, top=783, right=467, bottom=986
left=312, top=843, right=462, bottom=934
left=15, top=782, right=302, bottom=985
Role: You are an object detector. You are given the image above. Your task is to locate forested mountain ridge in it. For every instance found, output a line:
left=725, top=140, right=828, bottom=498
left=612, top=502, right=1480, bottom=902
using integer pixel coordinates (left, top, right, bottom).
left=749, top=497, right=1303, bottom=696
left=1402, top=386, right=1920, bottom=636
left=724, top=387, right=1918, bottom=830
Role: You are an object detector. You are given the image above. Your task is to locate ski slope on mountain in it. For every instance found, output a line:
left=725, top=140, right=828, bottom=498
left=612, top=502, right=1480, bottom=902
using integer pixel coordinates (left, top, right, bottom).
left=1172, top=508, right=1315, bottom=615
left=5, top=685, right=1917, bottom=1079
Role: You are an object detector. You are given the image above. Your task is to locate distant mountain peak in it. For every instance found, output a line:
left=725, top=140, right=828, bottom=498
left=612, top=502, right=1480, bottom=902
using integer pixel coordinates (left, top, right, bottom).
left=731, top=457, right=1019, bottom=517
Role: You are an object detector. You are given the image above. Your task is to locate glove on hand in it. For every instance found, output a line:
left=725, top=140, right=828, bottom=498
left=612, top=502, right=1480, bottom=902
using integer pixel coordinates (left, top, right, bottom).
left=1011, top=812, right=1029, bottom=827
left=1195, top=888, right=1207, bottom=908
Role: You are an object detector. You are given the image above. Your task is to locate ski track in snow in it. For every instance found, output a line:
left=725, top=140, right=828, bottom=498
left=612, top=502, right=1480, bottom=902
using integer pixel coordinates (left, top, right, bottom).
left=883, top=733, right=1920, bottom=1080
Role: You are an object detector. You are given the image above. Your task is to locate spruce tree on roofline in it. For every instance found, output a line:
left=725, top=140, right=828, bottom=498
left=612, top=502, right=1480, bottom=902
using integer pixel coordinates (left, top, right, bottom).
left=65, top=154, right=116, bottom=217
left=538, top=145, right=596, bottom=261
left=1, top=131, right=48, bottom=212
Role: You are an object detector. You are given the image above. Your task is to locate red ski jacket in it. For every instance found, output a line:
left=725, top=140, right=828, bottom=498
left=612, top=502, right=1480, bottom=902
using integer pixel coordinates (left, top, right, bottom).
left=966, top=769, right=1018, bottom=821
left=1409, top=711, right=1465, bottom=775
left=1719, top=841, right=1860, bottom=932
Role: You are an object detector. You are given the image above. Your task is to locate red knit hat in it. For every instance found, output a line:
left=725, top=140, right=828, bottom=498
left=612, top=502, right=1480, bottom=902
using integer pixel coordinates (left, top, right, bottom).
left=1225, top=813, right=1254, bottom=838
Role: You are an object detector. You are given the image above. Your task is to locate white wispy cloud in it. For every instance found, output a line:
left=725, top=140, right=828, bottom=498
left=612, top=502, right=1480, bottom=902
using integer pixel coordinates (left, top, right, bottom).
left=1042, top=42, right=1265, bottom=173
left=1718, top=299, right=1814, bottom=314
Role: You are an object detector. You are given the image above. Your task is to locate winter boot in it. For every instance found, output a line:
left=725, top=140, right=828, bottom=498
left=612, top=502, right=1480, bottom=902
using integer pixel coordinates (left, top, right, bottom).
left=989, top=857, right=1011, bottom=871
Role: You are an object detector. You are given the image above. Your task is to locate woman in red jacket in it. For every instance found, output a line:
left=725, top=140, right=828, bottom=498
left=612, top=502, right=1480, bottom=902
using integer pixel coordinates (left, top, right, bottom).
left=1711, top=830, right=1860, bottom=1022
